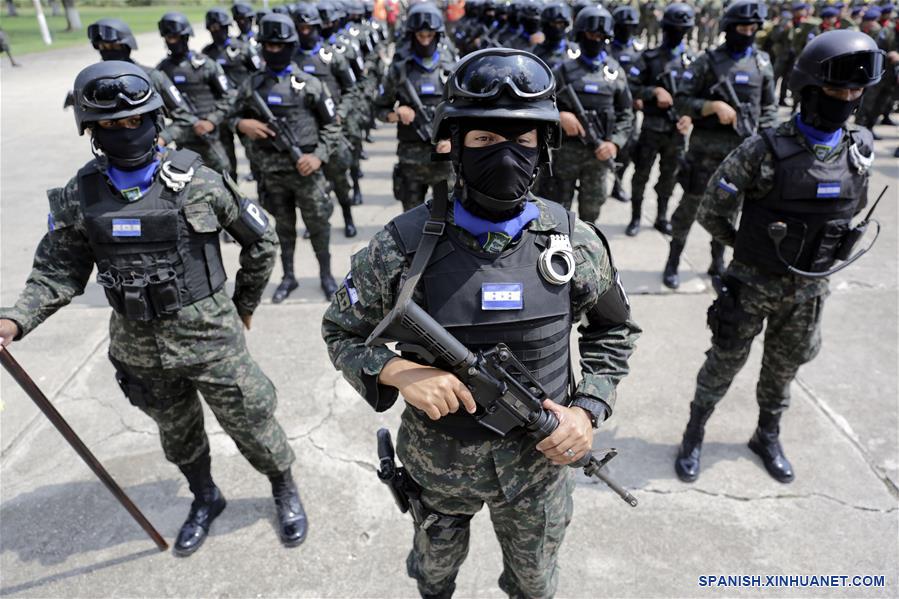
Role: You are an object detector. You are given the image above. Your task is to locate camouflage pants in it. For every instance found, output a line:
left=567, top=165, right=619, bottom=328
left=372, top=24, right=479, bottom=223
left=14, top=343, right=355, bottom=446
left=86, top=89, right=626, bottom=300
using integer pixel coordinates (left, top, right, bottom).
left=670, top=143, right=734, bottom=244
left=397, top=410, right=575, bottom=599
left=323, top=139, right=354, bottom=207
left=396, top=141, right=455, bottom=212
left=631, top=128, right=687, bottom=207
left=693, top=278, right=825, bottom=414
left=262, top=168, right=333, bottom=259
left=543, top=140, right=611, bottom=223
left=109, top=349, right=295, bottom=476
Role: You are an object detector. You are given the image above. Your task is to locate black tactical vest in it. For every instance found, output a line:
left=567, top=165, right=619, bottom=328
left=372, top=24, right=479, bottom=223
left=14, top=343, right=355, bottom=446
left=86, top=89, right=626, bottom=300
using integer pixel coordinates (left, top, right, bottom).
left=204, top=40, right=258, bottom=87
left=693, top=47, right=764, bottom=135
left=397, top=58, right=448, bottom=144
left=609, top=40, right=641, bottom=68
left=559, top=58, right=622, bottom=139
left=79, top=150, right=227, bottom=321
left=641, top=47, right=696, bottom=130
left=389, top=201, right=575, bottom=440
left=251, top=68, right=321, bottom=154
left=158, top=55, right=220, bottom=117
left=294, top=47, right=342, bottom=102
left=733, top=128, right=869, bottom=274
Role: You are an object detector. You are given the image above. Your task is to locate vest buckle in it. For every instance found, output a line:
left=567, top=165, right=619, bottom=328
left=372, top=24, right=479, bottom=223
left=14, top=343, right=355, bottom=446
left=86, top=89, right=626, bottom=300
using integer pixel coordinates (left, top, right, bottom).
left=160, top=161, right=195, bottom=192
left=422, top=220, right=445, bottom=236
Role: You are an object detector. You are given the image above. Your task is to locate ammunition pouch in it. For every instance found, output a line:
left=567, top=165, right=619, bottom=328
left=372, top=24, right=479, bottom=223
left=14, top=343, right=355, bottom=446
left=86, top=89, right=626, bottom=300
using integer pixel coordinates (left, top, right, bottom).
left=809, top=218, right=851, bottom=272
left=109, top=356, right=189, bottom=411
left=96, top=267, right=183, bottom=322
left=416, top=509, right=473, bottom=542
left=706, top=277, right=750, bottom=351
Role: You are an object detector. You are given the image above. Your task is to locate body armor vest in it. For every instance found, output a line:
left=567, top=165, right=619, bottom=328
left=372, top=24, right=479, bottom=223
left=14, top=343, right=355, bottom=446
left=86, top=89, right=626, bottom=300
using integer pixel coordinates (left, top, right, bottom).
left=158, top=55, right=219, bottom=117
left=252, top=69, right=321, bottom=154
left=641, top=48, right=695, bottom=131
left=560, top=58, right=621, bottom=140
left=734, top=128, right=869, bottom=274
left=390, top=201, right=575, bottom=440
left=204, top=40, right=257, bottom=87
left=294, top=47, right=342, bottom=102
left=609, top=40, right=641, bottom=67
left=693, top=47, right=764, bottom=135
left=79, top=150, right=226, bottom=321
left=397, top=58, right=447, bottom=143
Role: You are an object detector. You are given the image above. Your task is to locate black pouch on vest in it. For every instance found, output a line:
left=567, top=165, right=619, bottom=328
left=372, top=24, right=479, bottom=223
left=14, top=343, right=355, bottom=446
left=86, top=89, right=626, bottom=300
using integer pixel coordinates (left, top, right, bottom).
left=147, top=268, right=182, bottom=316
left=809, top=219, right=851, bottom=272
left=835, top=222, right=867, bottom=261
left=121, top=276, right=154, bottom=321
left=96, top=270, right=125, bottom=314
left=707, top=278, right=748, bottom=351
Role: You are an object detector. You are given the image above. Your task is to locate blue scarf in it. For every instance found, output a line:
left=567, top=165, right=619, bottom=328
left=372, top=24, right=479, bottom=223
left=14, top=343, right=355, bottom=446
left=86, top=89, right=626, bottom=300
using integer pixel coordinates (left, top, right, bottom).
left=412, top=49, right=440, bottom=71
left=107, top=160, right=161, bottom=202
left=795, top=113, right=843, bottom=160
left=579, top=50, right=608, bottom=71
left=454, top=200, right=540, bottom=251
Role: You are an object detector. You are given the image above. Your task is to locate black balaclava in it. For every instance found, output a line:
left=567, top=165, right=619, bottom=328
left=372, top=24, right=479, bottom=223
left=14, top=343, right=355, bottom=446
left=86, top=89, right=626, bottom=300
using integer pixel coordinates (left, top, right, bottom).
left=724, top=26, right=755, bottom=53
left=210, top=28, right=230, bottom=46
left=93, top=114, right=159, bottom=169
left=412, top=33, right=439, bottom=58
left=166, top=36, right=190, bottom=59
left=299, top=27, right=321, bottom=50
left=236, top=18, right=253, bottom=35
left=580, top=36, right=604, bottom=57
left=800, top=87, right=861, bottom=132
left=662, top=26, right=685, bottom=49
left=99, top=46, right=132, bottom=62
left=459, top=119, right=541, bottom=217
left=613, top=23, right=632, bottom=44
left=522, top=17, right=541, bottom=34
left=321, top=21, right=336, bottom=38
left=263, top=43, right=295, bottom=71
left=543, top=22, right=567, bottom=44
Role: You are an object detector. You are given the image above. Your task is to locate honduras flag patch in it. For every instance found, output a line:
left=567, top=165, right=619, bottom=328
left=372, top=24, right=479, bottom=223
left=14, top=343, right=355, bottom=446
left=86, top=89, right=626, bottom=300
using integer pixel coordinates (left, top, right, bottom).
left=734, top=71, right=750, bottom=85
left=717, top=178, right=738, bottom=195
left=420, top=82, right=437, bottom=95
left=112, top=218, right=141, bottom=237
left=173, top=75, right=187, bottom=84
left=817, top=181, right=841, bottom=198
left=481, top=283, right=523, bottom=311
left=267, top=94, right=283, bottom=105
left=583, top=83, right=600, bottom=94
left=303, top=64, right=317, bottom=73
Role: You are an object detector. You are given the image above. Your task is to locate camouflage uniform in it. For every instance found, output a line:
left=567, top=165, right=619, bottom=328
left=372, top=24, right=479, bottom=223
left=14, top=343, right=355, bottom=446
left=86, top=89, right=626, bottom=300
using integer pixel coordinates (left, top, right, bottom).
left=0, top=159, right=294, bottom=475
left=375, top=53, right=456, bottom=212
left=856, top=25, right=898, bottom=128
left=692, top=119, right=862, bottom=413
left=608, top=37, right=644, bottom=202
left=136, top=63, right=195, bottom=147
left=322, top=197, right=641, bottom=598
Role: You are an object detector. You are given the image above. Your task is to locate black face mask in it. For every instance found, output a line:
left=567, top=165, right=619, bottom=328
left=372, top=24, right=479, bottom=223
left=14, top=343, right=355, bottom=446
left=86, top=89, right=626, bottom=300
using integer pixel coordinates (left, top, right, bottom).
left=543, top=25, right=566, bottom=44
left=580, top=38, right=603, bottom=57
left=724, top=28, right=755, bottom=54
left=613, top=24, right=632, bottom=44
left=99, top=47, right=131, bottom=61
left=461, top=141, right=539, bottom=211
left=801, top=87, right=862, bottom=132
left=210, top=29, right=230, bottom=46
left=321, top=23, right=336, bottom=38
left=522, top=18, right=540, bottom=34
left=299, top=29, right=320, bottom=50
left=166, top=38, right=190, bottom=58
left=93, top=115, right=158, bottom=169
left=263, top=44, right=295, bottom=71
left=412, top=35, right=438, bottom=58
left=662, top=28, right=685, bottom=49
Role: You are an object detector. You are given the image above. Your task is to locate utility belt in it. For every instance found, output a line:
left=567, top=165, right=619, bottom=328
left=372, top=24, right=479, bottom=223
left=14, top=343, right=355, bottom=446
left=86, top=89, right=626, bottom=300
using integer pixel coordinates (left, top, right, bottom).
left=97, top=265, right=215, bottom=322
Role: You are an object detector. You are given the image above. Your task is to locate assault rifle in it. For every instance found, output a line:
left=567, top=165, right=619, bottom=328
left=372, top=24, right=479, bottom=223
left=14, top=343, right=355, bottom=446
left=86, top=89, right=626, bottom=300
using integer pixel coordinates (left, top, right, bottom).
left=561, top=83, right=621, bottom=168
left=366, top=299, right=638, bottom=507
left=401, top=77, right=436, bottom=144
left=657, top=70, right=681, bottom=124
left=709, top=75, right=757, bottom=138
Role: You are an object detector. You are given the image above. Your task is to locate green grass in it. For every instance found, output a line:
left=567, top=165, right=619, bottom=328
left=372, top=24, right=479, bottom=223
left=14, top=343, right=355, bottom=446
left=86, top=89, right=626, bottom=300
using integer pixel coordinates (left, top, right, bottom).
left=0, top=5, right=214, bottom=56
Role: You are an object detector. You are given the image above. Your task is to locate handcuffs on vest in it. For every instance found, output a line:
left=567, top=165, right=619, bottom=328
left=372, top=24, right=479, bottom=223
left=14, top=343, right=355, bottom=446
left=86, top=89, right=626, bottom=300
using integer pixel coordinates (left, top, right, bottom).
left=538, top=234, right=576, bottom=285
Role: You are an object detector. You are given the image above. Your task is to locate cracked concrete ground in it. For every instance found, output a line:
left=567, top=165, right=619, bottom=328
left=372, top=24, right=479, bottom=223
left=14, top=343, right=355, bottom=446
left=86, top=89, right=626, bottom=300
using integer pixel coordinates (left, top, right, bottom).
left=2, top=31, right=898, bottom=598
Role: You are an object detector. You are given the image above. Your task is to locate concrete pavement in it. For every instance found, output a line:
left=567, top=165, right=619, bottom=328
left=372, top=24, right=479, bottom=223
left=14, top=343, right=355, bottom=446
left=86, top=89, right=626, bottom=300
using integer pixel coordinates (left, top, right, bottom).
left=1, top=31, right=897, bottom=598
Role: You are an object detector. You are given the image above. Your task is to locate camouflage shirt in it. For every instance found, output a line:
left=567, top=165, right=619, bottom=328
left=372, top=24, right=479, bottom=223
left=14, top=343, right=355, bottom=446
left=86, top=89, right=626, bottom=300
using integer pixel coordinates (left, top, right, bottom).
left=0, top=158, right=277, bottom=369
left=322, top=195, right=642, bottom=418
left=697, top=119, right=869, bottom=300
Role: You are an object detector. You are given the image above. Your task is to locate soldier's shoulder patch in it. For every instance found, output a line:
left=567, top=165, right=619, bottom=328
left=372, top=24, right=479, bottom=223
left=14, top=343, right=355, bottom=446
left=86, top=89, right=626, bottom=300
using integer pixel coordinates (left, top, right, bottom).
left=335, top=273, right=359, bottom=312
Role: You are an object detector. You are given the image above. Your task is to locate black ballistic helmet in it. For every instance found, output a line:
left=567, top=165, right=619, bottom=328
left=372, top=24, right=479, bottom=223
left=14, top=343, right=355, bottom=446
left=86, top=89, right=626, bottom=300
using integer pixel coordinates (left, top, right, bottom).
left=158, top=12, right=194, bottom=37
left=406, top=2, right=445, bottom=34
left=232, top=2, right=255, bottom=20
left=206, top=8, right=233, bottom=29
left=542, top=2, right=573, bottom=27
left=611, top=5, right=640, bottom=27
left=789, top=29, right=885, bottom=94
left=272, top=4, right=291, bottom=16
left=88, top=18, right=138, bottom=50
left=662, top=3, right=696, bottom=29
left=318, top=0, right=344, bottom=23
left=719, top=0, right=767, bottom=29
left=433, top=49, right=561, bottom=156
left=258, top=13, right=300, bottom=43
left=576, top=5, right=614, bottom=37
left=293, top=2, right=323, bottom=26
left=73, top=61, right=163, bottom=134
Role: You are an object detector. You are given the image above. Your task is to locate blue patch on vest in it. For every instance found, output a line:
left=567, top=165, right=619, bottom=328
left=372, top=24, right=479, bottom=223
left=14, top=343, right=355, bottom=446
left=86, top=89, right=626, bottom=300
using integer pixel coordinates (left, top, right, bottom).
left=583, top=83, right=599, bottom=94
left=420, top=82, right=437, bottom=95
left=618, top=55, right=631, bottom=63
left=628, top=66, right=640, bottom=77
left=481, top=283, right=523, bottom=311
left=734, top=71, right=750, bottom=85
left=111, top=218, right=141, bottom=237
left=217, top=58, right=227, bottom=65
left=173, top=75, right=186, bottom=84
left=683, top=70, right=694, bottom=80
left=267, top=94, right=283, bottom=105
left=816, top=181, right=841, bottom=198
left=303, top=64, right=316, bottom=73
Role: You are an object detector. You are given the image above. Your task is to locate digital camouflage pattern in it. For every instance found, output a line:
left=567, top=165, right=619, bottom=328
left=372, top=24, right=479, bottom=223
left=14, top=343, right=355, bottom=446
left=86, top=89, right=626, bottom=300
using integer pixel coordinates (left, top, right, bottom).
left=691, top=119, right=867, bottom=412
left=395, top=141, right=455, bottom=211
left=263, top=168, right=334, bottom=258
left=549, top=140, right=614, bottom=223
left=141, top=65, right=195, bottom=147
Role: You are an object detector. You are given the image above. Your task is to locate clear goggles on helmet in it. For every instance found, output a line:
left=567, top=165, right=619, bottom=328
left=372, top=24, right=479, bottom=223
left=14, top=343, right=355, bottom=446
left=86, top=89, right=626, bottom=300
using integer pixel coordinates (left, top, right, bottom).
left=820, top=50, right=886, bottom=87
left=729, top=1, right=768, bottom=22
left=260, top=19, right=295, bottom=41
left=81, top=74, right=154, bottom=110
left=88, top=23, right=124, bottom=43
left=452, top=52, right=555, bottom=101
left=406, top=10, right=442, bottom=31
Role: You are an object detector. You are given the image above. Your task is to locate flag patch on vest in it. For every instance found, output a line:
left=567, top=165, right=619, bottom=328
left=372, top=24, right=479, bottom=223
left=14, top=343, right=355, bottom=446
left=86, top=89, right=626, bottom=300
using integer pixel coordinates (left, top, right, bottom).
left=717, top=178, right=738, bottom=194
left=303, top=64, right=316, bottom=73
left=734, top=72, right=750, bottom=85
left=420, top=83, right=436, bottom=95
left=816, top=181, right=841, bottom=198
left=481, top=283, right=523, bottom=310
left=267, top=94, right=283, bottom=105
left=111, top=218, right=141, bottom=237
left=629, top=66, right=641, bottom=77
left=583, top=82, right=600, bottom=94
left=173, top=75, right=186, bottom=84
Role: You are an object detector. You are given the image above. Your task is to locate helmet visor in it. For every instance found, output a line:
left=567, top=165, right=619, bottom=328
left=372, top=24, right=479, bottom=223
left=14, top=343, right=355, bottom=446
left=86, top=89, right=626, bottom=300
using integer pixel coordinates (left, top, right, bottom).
left=88, top=24, right=123, bottom=43
left=820, top=50, right=885, bottom=87
left=260, top=19, right=295, bottom=41
left=158, top=19, right=188, bottom=36
left=81, top=74, right=154, bottom=110
left=406, top=10, right=442, bottom=31
left=454, top=53, right=555, bottom=100
left=729, top=1, right=768, bottom=22
left=578, top=13, right=612, bottom=34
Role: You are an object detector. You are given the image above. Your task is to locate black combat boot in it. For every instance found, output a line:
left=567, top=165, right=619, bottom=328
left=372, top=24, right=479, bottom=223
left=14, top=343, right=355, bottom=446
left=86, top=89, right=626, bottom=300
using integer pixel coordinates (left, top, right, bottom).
left=654, top=196, right=672, bottom=235
left=341, top=203, right=357, bottom=237
left=674, top=403, right=715, bottom=482
left=351, top=166, right=363, bottom=205
left=174, top=453, right=227, bottom=557
left=270, top=470, right=308, bottom=547
left=316, top=251, right=338, bottom=298
left=748, top=410, right=795, bottom=483
left=708, top=240, right=726, bottom=277
left=272, top=251, right=298, bottom=304
left=663, top=240, right=684, bottom=289
left=611, top=175, right=630, bottom=202
left=625, top=196, right=642, bottom=236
